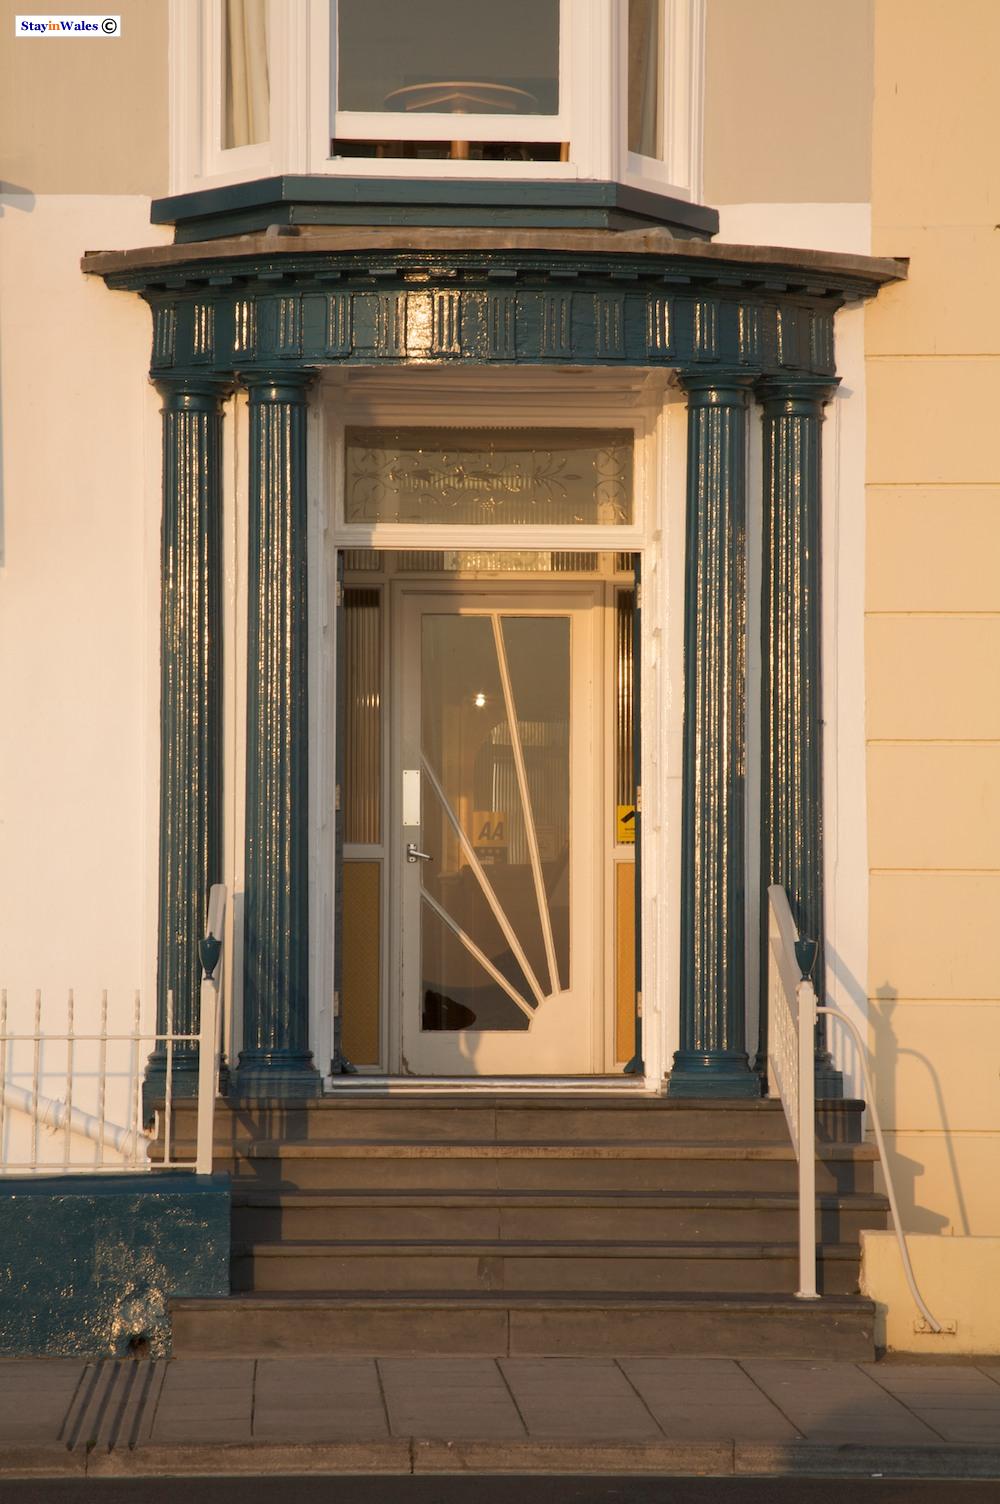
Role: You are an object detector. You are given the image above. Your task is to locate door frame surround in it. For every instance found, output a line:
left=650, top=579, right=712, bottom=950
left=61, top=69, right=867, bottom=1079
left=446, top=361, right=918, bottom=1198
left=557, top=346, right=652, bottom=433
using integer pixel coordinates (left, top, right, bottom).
left=312, top=368, right=682, bottom=1091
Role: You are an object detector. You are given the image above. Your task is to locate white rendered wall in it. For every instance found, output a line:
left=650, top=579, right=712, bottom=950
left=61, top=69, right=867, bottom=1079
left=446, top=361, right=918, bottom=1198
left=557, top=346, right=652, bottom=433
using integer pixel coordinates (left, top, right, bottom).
left=0, top=196, right=170, bottom=1153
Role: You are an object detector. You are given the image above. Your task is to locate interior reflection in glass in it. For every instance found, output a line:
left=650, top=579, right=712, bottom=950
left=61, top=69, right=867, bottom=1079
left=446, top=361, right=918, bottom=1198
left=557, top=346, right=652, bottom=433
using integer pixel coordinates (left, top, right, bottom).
left=420, top=613, right=571, bottom=1031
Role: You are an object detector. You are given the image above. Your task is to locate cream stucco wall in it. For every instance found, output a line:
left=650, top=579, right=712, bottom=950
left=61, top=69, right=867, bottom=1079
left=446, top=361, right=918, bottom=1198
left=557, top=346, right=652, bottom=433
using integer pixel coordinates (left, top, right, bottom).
left=0, top=0, right=168, bottom=196
left=0, top=197, right=168, bottom=1040
left=703, top=0, right=873, bottom=207
left=865, top=0, right=1000, bottom=1239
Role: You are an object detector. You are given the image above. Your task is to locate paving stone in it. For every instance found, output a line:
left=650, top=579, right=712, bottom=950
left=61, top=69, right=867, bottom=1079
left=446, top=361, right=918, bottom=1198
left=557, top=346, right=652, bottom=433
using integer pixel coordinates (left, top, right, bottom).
left=158, top=1359, right=255, bottom=1391
left=254, top=1358, right=388, bottom=1440
left=618, top=1356, right=800, bottom=1441
left=501, top=1356, right=662, bottom=1440
left=740, top=1359, right=940, bottom=1443
left=378, top=1357, right=525, bottom=1440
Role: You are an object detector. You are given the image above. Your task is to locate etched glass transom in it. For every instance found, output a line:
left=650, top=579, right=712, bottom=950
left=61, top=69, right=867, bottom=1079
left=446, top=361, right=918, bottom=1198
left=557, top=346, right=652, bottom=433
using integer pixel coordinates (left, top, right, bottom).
left=344, top=428, right=634, bottom=526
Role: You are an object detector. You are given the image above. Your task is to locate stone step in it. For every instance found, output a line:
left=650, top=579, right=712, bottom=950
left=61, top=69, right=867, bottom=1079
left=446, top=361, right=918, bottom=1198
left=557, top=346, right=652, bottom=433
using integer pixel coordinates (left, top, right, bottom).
left=217, top=1140, right=877, bottom=1195
left=157, top=1095, right=865, bottom=1147
left=231, top=1238, right=862, bottom=1296
left=230, top=1188, right=889, bottom=1245
left=169, top=1290, right=876, bottom=1359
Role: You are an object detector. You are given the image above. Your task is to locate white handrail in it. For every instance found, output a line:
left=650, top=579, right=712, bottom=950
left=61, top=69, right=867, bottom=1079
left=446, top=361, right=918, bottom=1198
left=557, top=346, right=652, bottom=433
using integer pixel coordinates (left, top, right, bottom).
left=766, top=885, right=941, bottom=1331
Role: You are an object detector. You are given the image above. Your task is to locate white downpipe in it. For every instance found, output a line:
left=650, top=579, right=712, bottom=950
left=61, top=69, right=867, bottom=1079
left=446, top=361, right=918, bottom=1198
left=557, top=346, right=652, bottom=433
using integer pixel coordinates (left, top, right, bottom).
left=195, top=883, right=227, bottom=1177
left=816, top=1004, right=942, bottom=1335
left=1, top=1082, right=149, bottom=1161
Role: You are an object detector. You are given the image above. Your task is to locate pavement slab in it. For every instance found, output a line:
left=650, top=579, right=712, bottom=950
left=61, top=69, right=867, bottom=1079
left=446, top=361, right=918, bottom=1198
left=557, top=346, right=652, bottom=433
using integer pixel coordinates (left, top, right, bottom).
left=618, top=1356, right=801, bottom=1441
left=740, top=1359, right=943, bottom=1444
left=500, top=1356, right=662, bottom=1440
left=379, top=1357, right=526, bottom=1440
left=254, top=1358, right=389, bottom=1440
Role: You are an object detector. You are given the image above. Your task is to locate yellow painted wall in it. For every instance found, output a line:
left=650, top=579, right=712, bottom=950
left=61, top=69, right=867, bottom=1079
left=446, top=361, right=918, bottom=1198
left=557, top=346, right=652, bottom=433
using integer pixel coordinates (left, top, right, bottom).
left=0, top=0, right=167, bottom=195
left=703, top=0, right=873, bottom=206
left=865, top=0, right=1000, bottom=1236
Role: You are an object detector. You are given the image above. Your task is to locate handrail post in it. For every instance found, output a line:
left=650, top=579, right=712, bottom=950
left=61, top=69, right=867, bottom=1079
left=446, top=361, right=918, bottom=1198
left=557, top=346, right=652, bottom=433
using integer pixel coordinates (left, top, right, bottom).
left=196, top=884, right=226, bottom=1177
left=796, top=978, right=818, bottom=1299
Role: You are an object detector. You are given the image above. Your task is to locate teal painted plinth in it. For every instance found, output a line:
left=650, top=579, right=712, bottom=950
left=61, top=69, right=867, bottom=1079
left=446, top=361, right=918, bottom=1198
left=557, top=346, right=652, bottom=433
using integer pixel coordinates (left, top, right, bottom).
left=667, top=1052, right=762, bottom=1100
left=232, top=1054, right=322, bottom=1100
left=0, top=1172, right=230, bottom=1358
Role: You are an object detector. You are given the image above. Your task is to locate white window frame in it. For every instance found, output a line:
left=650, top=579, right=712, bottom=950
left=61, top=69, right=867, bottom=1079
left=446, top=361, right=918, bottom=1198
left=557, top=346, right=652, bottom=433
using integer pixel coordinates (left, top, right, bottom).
left=620, top=0, right=705, bottom=201
left=171, top=0, right=703, bottom=195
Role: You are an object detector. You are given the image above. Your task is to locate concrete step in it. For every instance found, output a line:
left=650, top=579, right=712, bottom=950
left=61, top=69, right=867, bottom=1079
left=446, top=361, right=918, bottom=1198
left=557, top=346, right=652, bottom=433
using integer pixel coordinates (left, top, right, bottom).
left=218, top=1140, right=877, bottom=1195
left=230, top=1187, right=889, bottom=1245
left=169, top=1289, right=876, bottom=1359
left=231, top=1238, right=862, bottom=1296
left=158, top=1095, right=865, bottom=1148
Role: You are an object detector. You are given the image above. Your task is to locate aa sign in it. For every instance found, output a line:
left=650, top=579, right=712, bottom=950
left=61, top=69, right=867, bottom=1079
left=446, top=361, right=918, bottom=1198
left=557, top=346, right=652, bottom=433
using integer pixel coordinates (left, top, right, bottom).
left=472, top=812, right=507, bottom=849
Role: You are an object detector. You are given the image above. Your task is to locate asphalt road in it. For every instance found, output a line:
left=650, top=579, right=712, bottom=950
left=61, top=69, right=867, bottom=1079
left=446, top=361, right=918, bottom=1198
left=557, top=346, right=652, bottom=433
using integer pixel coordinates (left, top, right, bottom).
left=2, top=1478, right=998, bottom=1503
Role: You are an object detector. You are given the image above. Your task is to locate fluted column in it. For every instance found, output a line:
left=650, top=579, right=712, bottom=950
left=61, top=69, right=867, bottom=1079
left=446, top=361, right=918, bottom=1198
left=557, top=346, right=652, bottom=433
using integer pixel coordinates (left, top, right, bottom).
left=234, top=372, right=322, bottom=1098
left=758, top=376, right=843, bottom=1096
left=147, top=378, right=229, bottom=1102
left=669, top=373, right=760, bottom=1098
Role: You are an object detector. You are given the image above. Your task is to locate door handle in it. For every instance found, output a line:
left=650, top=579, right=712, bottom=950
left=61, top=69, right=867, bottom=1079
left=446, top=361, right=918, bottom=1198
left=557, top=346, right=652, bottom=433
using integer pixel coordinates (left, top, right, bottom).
left=406, top=842, right=432, bottom=863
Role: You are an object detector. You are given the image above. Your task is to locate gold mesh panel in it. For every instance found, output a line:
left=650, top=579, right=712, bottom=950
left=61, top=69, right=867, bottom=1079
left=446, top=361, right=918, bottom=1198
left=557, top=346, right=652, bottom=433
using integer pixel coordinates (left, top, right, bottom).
left=341, top=861, right=381, bottom=1065
left=615, top=860, right=637, bottom=1063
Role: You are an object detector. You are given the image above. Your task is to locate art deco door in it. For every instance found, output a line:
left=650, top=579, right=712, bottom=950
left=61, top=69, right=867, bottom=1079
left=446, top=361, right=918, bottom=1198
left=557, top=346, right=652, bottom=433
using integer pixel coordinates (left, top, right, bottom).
left=397, top=588, right=599, bottom=1075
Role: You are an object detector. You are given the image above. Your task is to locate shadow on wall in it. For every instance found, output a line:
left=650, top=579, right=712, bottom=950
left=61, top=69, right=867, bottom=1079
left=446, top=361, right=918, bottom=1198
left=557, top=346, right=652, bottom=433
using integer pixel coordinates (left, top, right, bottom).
left=824, top=943, right=960, bottom=1234
left=0, top=184, right=38, bottom=567
left=869, top=986, right=968, bottom=1236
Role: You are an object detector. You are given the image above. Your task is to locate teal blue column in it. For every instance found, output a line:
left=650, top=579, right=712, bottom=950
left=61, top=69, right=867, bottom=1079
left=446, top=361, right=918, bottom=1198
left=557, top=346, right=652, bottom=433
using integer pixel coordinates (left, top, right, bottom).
left=757, top=376, right=843, bottom=1096
left=147, top=378, right=229, bottom=1103
left=669, top=373, right=760, bottom=1098
left=234, top=373, right=322, bottom=1099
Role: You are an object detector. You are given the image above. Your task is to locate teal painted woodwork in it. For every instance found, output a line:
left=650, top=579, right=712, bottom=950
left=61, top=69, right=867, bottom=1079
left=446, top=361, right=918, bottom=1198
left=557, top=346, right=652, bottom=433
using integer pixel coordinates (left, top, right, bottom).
left=150, top=176, right=721, bottom=243
left=758, top=377, right=844, bottom=1098
left=234, top=374, right=322, bottom=1100
left=146, top=380, right=229, bottom=1107
left=669, top=374, right=760, bottom=1099
left=0, top=1173, right=229, bottom=1357
left=106, top=246, right=886, bottom=383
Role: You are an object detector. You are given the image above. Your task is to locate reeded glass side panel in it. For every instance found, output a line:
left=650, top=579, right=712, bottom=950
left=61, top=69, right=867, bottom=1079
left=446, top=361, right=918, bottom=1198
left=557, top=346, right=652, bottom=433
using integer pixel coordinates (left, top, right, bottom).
left=344, top=588, right=382, bottom=844
left=337, top=0, right=559, bottom=115
left=345, top=429, right=633, bottom=526
left=628, top=0, right=662, bottom=157
left=419, top=612, right=571, bottom=1030
left=616, top=588, right=636, bottom=815
left=223, top=0, right=270, bottom=148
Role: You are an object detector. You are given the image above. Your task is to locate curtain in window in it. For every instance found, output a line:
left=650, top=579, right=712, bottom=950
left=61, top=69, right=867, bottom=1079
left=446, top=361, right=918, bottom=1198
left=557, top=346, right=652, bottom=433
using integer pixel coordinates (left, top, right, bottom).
left=628, top=0, right=661, bottom=158
left=224, top=0, right=270, bottom=149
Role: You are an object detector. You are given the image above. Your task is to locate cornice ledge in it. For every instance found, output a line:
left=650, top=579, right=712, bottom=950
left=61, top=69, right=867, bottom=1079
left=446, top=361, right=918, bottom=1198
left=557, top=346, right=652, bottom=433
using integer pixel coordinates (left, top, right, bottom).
left=81, top=225, right=906, bottom=298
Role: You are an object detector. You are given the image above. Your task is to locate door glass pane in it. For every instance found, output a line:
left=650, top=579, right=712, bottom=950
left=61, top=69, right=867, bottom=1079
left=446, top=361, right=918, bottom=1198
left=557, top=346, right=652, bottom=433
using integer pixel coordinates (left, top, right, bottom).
left=337, top=0, right=559, bottom=115
left=500, top=617, right=570, bottom=991
left=345, top=429, right=633, bottom=526
left=628, top=0, right=661, bottom=157
left=420, top=612, right=571, bottom=1030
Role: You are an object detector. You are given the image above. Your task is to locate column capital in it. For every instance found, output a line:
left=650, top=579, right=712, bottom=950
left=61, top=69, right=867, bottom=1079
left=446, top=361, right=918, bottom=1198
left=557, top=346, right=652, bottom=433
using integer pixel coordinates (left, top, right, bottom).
left=675, top=370, right=756, bottom=407
left=756, top=374, right=840, bottom=417
left=239, top=369, right=316, bottom=404
left=153, top=374, right=233, bottom=411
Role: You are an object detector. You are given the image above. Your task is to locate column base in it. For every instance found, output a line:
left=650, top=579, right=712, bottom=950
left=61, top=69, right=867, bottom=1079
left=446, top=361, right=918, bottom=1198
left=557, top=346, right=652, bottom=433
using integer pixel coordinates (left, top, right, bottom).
left=667, top=1050, right=762, bottom=1099
left=814, top=1047, right=844, bottom=1100
left=142, top=1049, right=199, bottom=1125
left=232, top=1051, right=323, bottom=1100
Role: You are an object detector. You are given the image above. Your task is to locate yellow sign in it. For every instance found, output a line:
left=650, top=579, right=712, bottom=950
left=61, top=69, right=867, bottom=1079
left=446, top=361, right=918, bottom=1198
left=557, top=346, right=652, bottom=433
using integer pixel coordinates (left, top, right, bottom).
left=617, top=804, right=637, bottom=844
left=473, top=812, right=507, bottom=849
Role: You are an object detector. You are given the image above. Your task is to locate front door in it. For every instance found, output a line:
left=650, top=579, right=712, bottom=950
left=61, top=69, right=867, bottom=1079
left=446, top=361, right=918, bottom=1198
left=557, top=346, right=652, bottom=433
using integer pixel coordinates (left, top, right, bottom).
left=397, top=587, right=599, bottom=1075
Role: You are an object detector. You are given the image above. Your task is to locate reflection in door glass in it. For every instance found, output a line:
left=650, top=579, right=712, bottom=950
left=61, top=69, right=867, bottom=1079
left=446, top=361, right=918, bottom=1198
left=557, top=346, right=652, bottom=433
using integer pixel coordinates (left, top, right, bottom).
left=420, top=613, right=571, bottom=1030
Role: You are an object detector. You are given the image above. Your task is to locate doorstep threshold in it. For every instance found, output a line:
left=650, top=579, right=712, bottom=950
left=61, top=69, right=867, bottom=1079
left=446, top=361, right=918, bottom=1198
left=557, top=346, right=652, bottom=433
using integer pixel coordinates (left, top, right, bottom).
left=323, top=1075, right=655, bottom=1096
